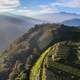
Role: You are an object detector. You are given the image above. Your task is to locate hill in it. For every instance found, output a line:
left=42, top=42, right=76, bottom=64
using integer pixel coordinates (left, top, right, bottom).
left=0, top=24, right=80, bottom=80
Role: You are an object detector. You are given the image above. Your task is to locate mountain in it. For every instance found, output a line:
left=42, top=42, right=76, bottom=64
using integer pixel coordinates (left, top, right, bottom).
left=34, top=12, right=80, bottom=23
left=62, top=18, right=80, bottom=26
left=0, top=14, right=43, bottom=51
left=0, top=23, right=80, bottom=80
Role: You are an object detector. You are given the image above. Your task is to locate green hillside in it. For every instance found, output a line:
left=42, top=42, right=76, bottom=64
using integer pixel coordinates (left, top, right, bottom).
left=30, top=41, right=80, bottom=80
left=0, top=24, right=80, bottom=80
left=30, top=47, right=52, bottom=80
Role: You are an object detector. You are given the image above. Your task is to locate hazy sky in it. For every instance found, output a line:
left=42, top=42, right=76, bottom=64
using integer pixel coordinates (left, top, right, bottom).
left=0, top=0, right=80, bottom=17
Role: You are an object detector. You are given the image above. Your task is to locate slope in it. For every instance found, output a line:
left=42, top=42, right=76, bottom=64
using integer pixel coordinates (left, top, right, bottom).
left=30, top=41, right=80, bottom=80
left=30, top=47, right=52, bottom=80
left=0, top=24, right=80, bottom=80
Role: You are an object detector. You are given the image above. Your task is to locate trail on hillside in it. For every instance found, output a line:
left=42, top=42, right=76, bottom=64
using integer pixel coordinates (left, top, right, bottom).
left=30, top=47, right=53, bottom=80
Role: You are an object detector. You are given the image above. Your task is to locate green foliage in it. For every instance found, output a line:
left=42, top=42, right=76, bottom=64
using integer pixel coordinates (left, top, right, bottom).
left=30, top=47, right=52, bottom=80
left=17, top=72, right=27, bottom=80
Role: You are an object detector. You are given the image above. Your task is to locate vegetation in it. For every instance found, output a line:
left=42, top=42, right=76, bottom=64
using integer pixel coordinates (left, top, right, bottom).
left=0, top=23, right=80, bottom=80
left=30, top=47, right=52, bottom=80
left=29, top=41, right=80, bottom=80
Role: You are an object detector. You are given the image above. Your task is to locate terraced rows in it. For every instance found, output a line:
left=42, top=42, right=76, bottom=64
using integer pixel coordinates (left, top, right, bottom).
left=46, top=42, right=80, bottom=80
left=30, top=41, right=80, bottom=80
left=30, top=47, right=53, bottom=80
left=47, top=61, right=80, bottom=79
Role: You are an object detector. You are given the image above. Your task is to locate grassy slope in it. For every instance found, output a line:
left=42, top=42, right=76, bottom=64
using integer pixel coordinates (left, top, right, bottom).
left=29, top=41, right=80, bottom=80
left=48, top=62, right=80, bottom=77
left=30, top=47, right=53, bottom=80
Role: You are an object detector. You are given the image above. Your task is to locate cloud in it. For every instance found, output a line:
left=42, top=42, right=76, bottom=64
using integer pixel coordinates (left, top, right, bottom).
left=13, top=9, right=34, bottom=16
left=39, top=5, right=59, bottom=14
left=0, top=0, right=79, bottom=17
left=0, top=0, right=20, bottom=12
left=52, top=0, right=80, bottom=8
left=12, top=4, right=60, bottom=17
left=0, top=0, right=60, bottom=15
left=64, top=0, right=80, bottom=8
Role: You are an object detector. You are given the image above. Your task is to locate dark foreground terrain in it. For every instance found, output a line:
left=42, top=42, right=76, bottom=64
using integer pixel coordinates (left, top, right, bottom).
left=0, top=24, right=80, bottom=80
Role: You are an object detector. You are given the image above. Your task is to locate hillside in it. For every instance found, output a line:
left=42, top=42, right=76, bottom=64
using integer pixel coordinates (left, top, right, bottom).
left=30, top=41, right=80, bottom=80
left=0, top=24, right=80, bottom=80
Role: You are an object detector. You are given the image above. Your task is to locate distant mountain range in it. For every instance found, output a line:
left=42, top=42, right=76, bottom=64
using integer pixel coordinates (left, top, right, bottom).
left=0, top=14, right=43, bottom=51
left=62, top=18, right=80, bottom=26
left=35, top=12, right=80, bottom=23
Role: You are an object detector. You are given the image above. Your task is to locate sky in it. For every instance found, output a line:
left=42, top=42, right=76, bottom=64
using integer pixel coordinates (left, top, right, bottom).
left=0, top=0, right=80, bottom=17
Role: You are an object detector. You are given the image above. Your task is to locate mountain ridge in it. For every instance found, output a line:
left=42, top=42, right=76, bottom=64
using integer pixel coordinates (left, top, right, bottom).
left=0, top=24, right=80, bottom=80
